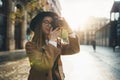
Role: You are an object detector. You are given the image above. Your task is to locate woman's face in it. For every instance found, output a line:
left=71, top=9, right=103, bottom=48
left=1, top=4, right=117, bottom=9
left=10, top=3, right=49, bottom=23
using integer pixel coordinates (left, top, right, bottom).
left=42, top=16, right=53, bottom=35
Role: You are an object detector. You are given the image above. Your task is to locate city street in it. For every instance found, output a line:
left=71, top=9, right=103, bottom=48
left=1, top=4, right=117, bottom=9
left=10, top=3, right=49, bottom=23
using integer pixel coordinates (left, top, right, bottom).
left=0, top=45, right=120, bottom=80
left=62, top=45, right=120, bottom=80
left=0, top=0, right=120, bottom=80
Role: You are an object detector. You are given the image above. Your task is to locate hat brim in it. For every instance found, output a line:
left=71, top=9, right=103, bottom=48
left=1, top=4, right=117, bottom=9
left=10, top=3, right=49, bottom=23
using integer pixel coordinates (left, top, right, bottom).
left=29, top=12, right=58, bottom=31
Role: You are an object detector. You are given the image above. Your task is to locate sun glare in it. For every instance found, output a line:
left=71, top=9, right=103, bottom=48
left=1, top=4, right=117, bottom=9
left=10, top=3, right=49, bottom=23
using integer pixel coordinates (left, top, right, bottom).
left=61, top=4, right=91, bottom=30
left=60, top=0, right=114, bottom=31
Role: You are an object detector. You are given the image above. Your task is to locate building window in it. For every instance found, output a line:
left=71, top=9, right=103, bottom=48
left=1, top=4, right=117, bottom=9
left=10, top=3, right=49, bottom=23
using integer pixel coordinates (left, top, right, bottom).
left=0, top=0, right=2, bottom=7
left=111, top=12, right=119, bottom=21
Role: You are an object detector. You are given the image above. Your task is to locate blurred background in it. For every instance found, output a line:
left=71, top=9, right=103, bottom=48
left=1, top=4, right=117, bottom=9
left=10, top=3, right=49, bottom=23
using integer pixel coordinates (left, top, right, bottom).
left=0, top=0, right=120, bottom=80
left=0, top=0, right=120, bottom=51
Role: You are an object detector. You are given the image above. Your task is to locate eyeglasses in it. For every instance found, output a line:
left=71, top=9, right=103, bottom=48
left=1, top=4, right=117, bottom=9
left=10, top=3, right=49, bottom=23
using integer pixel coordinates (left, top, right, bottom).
left=42, top=20, right=52, bottom=27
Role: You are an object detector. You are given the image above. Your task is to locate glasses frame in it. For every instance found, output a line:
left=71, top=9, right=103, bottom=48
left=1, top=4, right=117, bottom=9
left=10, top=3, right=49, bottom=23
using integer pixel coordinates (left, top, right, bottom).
left=42, top=20, right=52, bottom=27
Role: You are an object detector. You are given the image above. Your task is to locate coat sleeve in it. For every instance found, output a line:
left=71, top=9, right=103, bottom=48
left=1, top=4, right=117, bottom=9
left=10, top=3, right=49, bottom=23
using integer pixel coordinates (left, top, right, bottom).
left=61, top=35, right=80, bottom=55
left=25, top=42, right=60, bottom=71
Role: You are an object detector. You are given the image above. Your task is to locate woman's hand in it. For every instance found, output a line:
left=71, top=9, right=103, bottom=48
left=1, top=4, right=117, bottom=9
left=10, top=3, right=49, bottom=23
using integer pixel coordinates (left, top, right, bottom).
left=49, top=27, right=61, bottom=42
left=25, top=42, right=37, bottom=53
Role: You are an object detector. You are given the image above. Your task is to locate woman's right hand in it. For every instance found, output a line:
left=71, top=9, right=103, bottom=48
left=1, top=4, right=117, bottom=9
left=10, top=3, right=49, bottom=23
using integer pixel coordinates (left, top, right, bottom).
left=49, top=27, right=61, bottom=42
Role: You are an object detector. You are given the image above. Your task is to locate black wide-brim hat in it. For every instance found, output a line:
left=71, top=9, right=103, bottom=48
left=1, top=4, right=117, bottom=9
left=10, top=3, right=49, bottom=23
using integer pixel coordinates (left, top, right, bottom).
left=29, top=11, right=60, bottom=31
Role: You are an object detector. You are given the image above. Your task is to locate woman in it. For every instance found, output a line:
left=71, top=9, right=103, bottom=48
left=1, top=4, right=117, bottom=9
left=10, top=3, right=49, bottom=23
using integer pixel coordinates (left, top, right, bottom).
left=25, top=11, right=80, bottom=80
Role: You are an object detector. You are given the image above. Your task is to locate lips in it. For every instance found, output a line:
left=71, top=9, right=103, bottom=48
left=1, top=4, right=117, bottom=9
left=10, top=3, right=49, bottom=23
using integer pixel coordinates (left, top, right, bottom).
left=45, top=28, right=50, bottom=34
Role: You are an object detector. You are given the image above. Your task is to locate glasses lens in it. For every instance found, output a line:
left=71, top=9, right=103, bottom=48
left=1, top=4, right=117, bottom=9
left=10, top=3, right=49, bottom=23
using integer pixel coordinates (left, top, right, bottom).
left=43, top=20, right=52, bottom=27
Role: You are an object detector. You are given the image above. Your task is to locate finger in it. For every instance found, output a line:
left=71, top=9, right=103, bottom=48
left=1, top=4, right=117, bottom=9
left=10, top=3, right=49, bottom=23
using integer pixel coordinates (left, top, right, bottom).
left=26, top=42, right=33, bottom=46
left=56, top=27, right=61, bottom=31
left=54, top=28, right=61, bottom=35
left=50, top=27, right=53, bottom=34
left=26, top=43, right=30, bottom=46
left=52, top=27, right=61, bottom=32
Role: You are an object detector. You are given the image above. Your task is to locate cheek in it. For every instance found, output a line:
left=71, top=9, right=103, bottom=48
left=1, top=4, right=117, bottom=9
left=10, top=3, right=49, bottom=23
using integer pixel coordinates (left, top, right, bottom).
left=42, top=26, right=50, bottom=34
left=41, top=26, right=45, bottom=33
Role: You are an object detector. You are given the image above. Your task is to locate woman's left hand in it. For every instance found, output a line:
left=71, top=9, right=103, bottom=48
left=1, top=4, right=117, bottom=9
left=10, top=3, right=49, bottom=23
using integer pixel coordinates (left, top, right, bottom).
left=25, top=42, right=37, bottom=53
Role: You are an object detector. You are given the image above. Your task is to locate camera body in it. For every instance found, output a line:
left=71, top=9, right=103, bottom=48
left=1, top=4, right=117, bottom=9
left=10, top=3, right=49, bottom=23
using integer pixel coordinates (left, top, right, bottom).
left=58, top=28, right=69, bottom=44
left=52, top=19, right=63, bottom=30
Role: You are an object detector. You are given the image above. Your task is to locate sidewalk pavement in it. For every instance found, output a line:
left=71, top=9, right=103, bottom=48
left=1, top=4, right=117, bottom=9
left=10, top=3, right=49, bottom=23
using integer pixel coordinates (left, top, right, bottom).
left=85, top=45, right=120, bottom=69
left=85, top=45, right=120, bottom=80
left=0, top=49, right=30, bottom=80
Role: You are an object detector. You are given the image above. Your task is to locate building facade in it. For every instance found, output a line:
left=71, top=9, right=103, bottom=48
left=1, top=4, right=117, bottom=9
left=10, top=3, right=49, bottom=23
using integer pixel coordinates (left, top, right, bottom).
left=95, top=23, right=110, bottom=46
left=0, top=0, right=62, bottom=51
left=110, top=1, right=120, bottom=47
